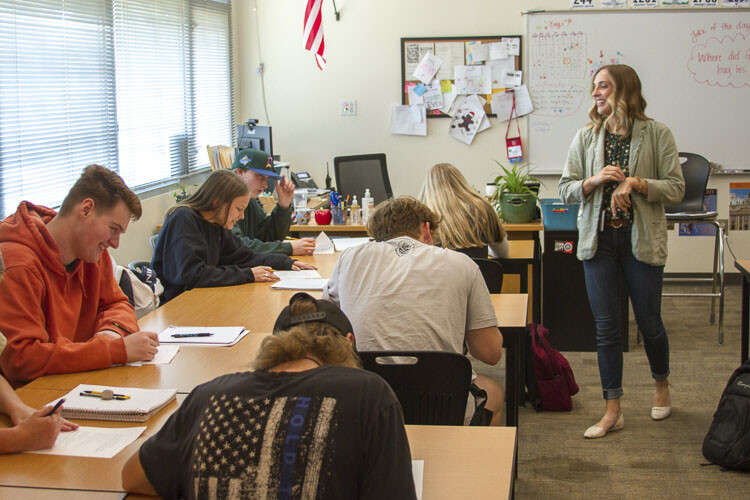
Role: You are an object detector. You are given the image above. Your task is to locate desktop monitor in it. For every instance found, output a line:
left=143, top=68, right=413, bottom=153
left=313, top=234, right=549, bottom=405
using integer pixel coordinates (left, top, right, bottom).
left=236, top=123, right=273, bottom=159
left=333, top=153, right=393, bottom=206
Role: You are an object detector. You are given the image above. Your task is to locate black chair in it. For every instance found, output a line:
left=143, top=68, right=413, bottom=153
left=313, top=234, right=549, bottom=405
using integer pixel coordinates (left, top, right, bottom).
left=359, top=351, right=472, bottom=425
left=659, top=152, right=724, bottom=344
left=333, top=153, right=393, bottom=206
left=472, top=258, right=504, bottom=293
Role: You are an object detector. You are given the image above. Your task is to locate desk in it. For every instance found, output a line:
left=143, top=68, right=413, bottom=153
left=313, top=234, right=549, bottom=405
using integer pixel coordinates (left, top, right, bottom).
left=735, top=260, right=750, bottom=363
left=0, top=392, right=516, bottom=499
left=500, top=239, right=540, bottom=324
left=290, top=221, right=367, bottom=237
left=493, top=293, right=528, bottom=429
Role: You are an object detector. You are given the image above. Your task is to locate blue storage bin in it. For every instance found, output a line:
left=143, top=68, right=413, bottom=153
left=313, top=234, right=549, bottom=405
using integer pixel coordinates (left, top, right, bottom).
left=541, top=198, right=579, bottom=231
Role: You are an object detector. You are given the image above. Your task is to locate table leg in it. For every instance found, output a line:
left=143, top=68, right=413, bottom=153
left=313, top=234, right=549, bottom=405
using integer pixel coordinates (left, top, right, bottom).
left=504, top=327, right=523, bottom=428
left=742, top=276, right=749, bottom=364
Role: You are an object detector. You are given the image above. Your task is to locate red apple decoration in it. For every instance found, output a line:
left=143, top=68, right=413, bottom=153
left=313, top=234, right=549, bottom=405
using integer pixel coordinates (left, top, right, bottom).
left=315, top=209, right=332, bottom=225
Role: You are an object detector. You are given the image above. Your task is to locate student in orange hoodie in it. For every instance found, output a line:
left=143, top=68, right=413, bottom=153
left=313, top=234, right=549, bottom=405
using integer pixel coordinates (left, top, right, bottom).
left=0, top=165, right=160, bottom=386
left=0, top=250, right=79, bottom=453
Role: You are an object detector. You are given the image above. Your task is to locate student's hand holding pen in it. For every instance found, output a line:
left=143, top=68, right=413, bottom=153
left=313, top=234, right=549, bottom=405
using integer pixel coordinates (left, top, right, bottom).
left=9, top=406, right=65, bottom=451
left=290, top=237, right=316, bottom=256
left=253, top=266, right=280, bottom=282
left=123, top=331, right=160, bottom=363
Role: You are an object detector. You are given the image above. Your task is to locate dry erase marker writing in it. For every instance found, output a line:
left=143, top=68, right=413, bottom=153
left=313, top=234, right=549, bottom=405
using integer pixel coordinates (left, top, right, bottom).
left=112, top=321, right=134, bottom=335
left=44, top=398, right=65, bottom=417
left=80, top=390, right=130, bottom=400
left=171, top=333, right=214, bottom=338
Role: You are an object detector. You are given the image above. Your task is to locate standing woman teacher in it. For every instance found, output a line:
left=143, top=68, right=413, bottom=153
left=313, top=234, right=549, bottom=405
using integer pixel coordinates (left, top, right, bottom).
left=558, top=64, right=684, bottom=439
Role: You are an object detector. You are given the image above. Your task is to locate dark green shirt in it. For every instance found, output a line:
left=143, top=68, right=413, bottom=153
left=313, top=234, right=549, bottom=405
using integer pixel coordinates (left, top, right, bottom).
left=232, top=198, right=293, bottom=255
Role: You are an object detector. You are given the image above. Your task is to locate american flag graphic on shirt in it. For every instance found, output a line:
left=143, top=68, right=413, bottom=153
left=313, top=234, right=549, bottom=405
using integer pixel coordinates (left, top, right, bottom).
left=191, top=393, right=338, bottom=500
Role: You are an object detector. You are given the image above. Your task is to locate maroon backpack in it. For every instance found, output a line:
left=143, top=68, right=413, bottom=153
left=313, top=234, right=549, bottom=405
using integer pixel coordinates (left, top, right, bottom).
left=529, top=323, right=579, bottom=412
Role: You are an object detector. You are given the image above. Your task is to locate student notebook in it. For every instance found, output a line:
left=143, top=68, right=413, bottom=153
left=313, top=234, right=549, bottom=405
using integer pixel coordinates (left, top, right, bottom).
left=52, top=384, right=177, bottom=422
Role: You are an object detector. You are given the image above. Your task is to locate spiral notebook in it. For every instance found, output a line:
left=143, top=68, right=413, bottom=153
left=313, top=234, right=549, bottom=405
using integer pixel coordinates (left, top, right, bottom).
left=51, top=384, right=177, bottom=422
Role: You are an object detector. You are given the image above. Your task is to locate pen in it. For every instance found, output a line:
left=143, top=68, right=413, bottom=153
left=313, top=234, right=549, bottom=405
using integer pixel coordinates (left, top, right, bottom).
left=171, top=333, right=214, bottom=338
left=44, top=398, right=65, bottom=417
left=80, top=390, right=130, bottom=400
left=112, top=321, right=135, bottom=336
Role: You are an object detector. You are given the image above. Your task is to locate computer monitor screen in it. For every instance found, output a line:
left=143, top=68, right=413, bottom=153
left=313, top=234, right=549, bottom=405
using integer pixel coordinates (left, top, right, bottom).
left=334, top=154, right=393, bottom=206
left=236, top=124, right=273, bottom=159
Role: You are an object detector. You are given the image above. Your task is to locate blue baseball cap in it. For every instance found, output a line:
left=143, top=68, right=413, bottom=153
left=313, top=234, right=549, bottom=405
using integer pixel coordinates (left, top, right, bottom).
left=231, top=148, right=282, bottom=179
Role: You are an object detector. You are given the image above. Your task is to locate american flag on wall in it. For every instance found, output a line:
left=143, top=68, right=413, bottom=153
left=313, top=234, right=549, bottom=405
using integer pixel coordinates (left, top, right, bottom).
left=303, top=0, right=326, bottom=70
left=191, top=393, right=338, bottom=499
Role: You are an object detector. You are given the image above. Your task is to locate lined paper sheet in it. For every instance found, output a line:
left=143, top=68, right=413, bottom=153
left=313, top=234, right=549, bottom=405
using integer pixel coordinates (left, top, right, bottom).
left=127, top=345, right=180, bottom=366
left=25, top=426, right=146, bottom=458
left=273, top=270, right=322, bottom=280
left=158, top=326, right=245, bottom=345
left=271, top=279, right=329, bottom=291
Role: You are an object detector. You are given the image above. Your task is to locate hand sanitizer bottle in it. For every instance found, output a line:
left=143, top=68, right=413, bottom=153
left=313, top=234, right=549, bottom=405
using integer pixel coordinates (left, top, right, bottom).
left=362, top=189, right=374, bottom=224
left=350, top=196, right=360, bottom=225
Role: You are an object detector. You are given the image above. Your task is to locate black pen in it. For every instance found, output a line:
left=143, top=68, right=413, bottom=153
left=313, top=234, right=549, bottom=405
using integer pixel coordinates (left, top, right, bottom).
left=112, top=321, right=135, bottom=336
left=171, top=333, right=214, bottom=338
left=44, top=398, right=65, bottom=417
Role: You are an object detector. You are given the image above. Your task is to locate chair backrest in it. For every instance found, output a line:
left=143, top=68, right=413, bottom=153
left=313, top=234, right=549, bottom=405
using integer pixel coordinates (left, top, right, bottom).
left=664, top=152, right=710, bottom=214
left=472, top=258, right=504, bottom=293
left=359, top=350, right=472, bottom=425
left=333, top=153, right=393, bottom=206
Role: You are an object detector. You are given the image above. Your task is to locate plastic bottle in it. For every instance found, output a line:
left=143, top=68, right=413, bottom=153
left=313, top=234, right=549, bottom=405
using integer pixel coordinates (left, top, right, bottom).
left=362, top=189, right=374, bottom=224
left=350, top=196, right=360, bottom=225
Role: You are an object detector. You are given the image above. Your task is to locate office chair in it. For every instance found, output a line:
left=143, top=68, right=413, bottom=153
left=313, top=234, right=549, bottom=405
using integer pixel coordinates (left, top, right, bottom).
left=472, top=258, right=504, bottom=293
left=359, top=351, right=472, bottom=425
left=333, top=153, right=393, bottom=206
left=657, top=152, right=725, bottom=344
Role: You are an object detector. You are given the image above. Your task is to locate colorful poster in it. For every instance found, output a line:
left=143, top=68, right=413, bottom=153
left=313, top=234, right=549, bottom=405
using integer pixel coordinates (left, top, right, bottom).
left=730, top=183, right=750, bottom=231
left=679, top=189, right=717, bottom=236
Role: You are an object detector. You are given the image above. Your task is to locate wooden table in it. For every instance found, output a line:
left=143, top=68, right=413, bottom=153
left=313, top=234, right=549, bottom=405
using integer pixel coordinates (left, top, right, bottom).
left=501, top=239, right=540, bottom=324
left=735, top=260, right=750, bottom=363
left=493, top=293, right=529, bottom=429
left=0, top=392, right=516, bottom=498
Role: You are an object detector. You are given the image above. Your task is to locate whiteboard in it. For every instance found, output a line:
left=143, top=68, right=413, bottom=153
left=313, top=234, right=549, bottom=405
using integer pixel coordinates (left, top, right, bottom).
left=526, top=10, right=750, bottom=174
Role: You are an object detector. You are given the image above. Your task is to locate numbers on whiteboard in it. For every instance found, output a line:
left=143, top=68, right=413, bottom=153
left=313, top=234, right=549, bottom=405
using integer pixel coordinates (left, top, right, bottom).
left=632, top=0, right=657, bottom=6
left=693, top=0, right=718, bottom=5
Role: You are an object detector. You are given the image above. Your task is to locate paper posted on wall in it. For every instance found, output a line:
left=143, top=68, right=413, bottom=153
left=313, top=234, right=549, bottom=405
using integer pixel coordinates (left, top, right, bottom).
left=448, top=95, right=487, bottom=145
left=412, top=52, right=442, bottom=85
left=489, top=41, right=510, bottom=60
left=502, top=70, right=523, bottom=87
left=465, top=41, right=488, bottom=64
left=488, top=59, right=516, bottom=89
left=454, top=65, right=492, bottom=95
left=491, top=85, right=534, bottom=121
left=391, top=104, right=427, bottom=136
left=503, top=37, right=520, bottom=56
left=423, top=80, right=444, bottom=110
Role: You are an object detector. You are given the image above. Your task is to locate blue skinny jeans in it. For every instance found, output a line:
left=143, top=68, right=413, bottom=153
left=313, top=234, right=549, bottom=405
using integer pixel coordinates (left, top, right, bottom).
left=583, top=225, right=670, bottom=400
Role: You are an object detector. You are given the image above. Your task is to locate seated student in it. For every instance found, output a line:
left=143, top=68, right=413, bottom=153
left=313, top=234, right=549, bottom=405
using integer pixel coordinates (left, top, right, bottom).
left=419, top=163, right=509, bottom=259
left=153, top=169, right=315, bottom=303
left=123, top=292, right=416, bottom=500
left=323, top=196, right=504, bottom=425
left=231, top=148, right=316, bottom=256
left=0, top=250, right=78, bottom=453
left=0, top=165, right=160, bottom=387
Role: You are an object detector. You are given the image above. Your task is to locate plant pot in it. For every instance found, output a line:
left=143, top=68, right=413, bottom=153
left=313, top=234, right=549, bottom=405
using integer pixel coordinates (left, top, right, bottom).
left=500, top=192, right=537, bottom=223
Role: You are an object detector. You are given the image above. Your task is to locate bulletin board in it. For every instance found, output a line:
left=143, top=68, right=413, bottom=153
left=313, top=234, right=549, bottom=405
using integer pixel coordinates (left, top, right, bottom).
left=400, top=35, right=522, bottom=118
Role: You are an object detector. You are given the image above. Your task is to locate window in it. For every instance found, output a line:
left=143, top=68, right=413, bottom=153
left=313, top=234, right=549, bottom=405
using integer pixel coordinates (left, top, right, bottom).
left=0, top=0, right=233, bottom=217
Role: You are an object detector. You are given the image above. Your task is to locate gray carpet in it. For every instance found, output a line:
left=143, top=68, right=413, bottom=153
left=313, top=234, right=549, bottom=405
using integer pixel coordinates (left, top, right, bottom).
left=473, top=282, right=750, bottom=499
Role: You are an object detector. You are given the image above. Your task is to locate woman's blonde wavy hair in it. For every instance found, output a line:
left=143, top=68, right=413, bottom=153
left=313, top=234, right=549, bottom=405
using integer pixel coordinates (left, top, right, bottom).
left=588, top=64, right=650, bottom=137
left=418, top=163, right=504, bottom=250
left=253, top=297, right=360, bottom=371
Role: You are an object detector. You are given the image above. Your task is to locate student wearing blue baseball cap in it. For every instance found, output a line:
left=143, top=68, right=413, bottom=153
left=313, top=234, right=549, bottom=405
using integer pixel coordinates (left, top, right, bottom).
left=231, top=148, right=316, bottom=256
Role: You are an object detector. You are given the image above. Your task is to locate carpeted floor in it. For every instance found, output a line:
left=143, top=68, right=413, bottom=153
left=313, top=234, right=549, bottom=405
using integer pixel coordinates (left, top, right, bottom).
left=473, top=281, right=749, bottom=499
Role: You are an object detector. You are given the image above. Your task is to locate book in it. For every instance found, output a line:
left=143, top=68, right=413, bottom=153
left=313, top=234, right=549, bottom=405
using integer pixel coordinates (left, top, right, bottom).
left=52, top=384, right=177, bottom=422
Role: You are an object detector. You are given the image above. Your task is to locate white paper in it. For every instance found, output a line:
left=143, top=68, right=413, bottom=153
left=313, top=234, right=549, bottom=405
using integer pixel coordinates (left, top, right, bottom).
left=448, top=95, right=486, bottom=145
left=501, top=70, right=523, bottom=87
left=404, top=42, right=434, bottom=81
left=158, top=326, right=245, bottom=345
left=412, top=460, right=424, bottom=500
left=466, top=41, right=488, bottom=64
left=440, top=87, right=460, bottom=116
left=488, top=59, right=516, bottom=89
left=390, top=104, right=427, bottom=136
left=407, top=85, right=425, bottom=105
left=490, top=85, right=534, bottom=121
left=271, top=279, right=329, bottom=291
left=180, top=329, right=250, bottom=347
left=423, top=80, right=443, bottom=110
left=454, top=65, right=492, bottom=95
left=25, top=425, right=146, bottom=459
left=273, top=270, right=322, bottom=280
left=412, top=52, right=442, bottom=85
left=434, top=42, right=464, bottom=81
left=314, top=231, right=335, bottom=254
left=503, top=37, right=520, bottom=56
left=332, top=237, right=372, bottom=252
left=489, top=41, right=510, bottom=60
left=127, top=345, right=180, bottom=366
left=50, top=385, right=177, bottom=415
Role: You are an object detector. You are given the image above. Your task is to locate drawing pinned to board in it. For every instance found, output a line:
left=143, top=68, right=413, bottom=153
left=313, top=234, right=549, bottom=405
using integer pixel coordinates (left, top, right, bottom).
left=449, top=95, right=486, bottom=145
left=465, top=41, right=489, bottom=64
left=423, top=80, right=444, bottom=110
left=454, top=65, right=492, bottom=94
left=404, top=43, right=435, bottom=80
left=688, top=34, right=749, bottom=88
left=730, top=183, right=750, bottom=231
left=413, top=52, right=442, bottom=85
left=490, top=85, right=534, bottom=121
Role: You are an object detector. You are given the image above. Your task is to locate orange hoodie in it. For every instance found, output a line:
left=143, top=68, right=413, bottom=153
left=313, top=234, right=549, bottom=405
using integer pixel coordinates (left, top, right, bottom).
left=0, top=202, right=135, bottom=386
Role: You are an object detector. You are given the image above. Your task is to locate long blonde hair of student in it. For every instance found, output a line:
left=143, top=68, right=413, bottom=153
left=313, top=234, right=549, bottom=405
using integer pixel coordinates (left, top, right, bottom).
left=419, top=163, right=504, bottom=250
left=588, top=64, right=650, bottom=137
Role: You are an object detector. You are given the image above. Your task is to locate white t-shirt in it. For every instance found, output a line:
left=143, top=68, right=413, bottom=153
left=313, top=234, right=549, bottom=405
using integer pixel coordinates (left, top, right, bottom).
left=323, top=236, right=498, bottom=355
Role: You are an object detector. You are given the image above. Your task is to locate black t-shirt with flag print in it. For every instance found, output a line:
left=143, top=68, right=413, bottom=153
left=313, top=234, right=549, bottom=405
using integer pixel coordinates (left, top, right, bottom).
left=139, top=365, right=417, bottom=500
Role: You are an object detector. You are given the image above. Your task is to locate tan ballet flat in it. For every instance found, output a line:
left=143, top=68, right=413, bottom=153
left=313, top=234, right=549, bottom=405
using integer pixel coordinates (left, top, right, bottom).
left=584, top=413, right=624, bottom=439
left=651, top=406, right=671, bottom=420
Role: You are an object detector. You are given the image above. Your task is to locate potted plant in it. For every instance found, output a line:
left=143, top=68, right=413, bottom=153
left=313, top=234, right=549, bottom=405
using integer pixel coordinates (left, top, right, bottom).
left=170, top=184, right=193, bottom=203
left=490, top=161, right=541, bottom=224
